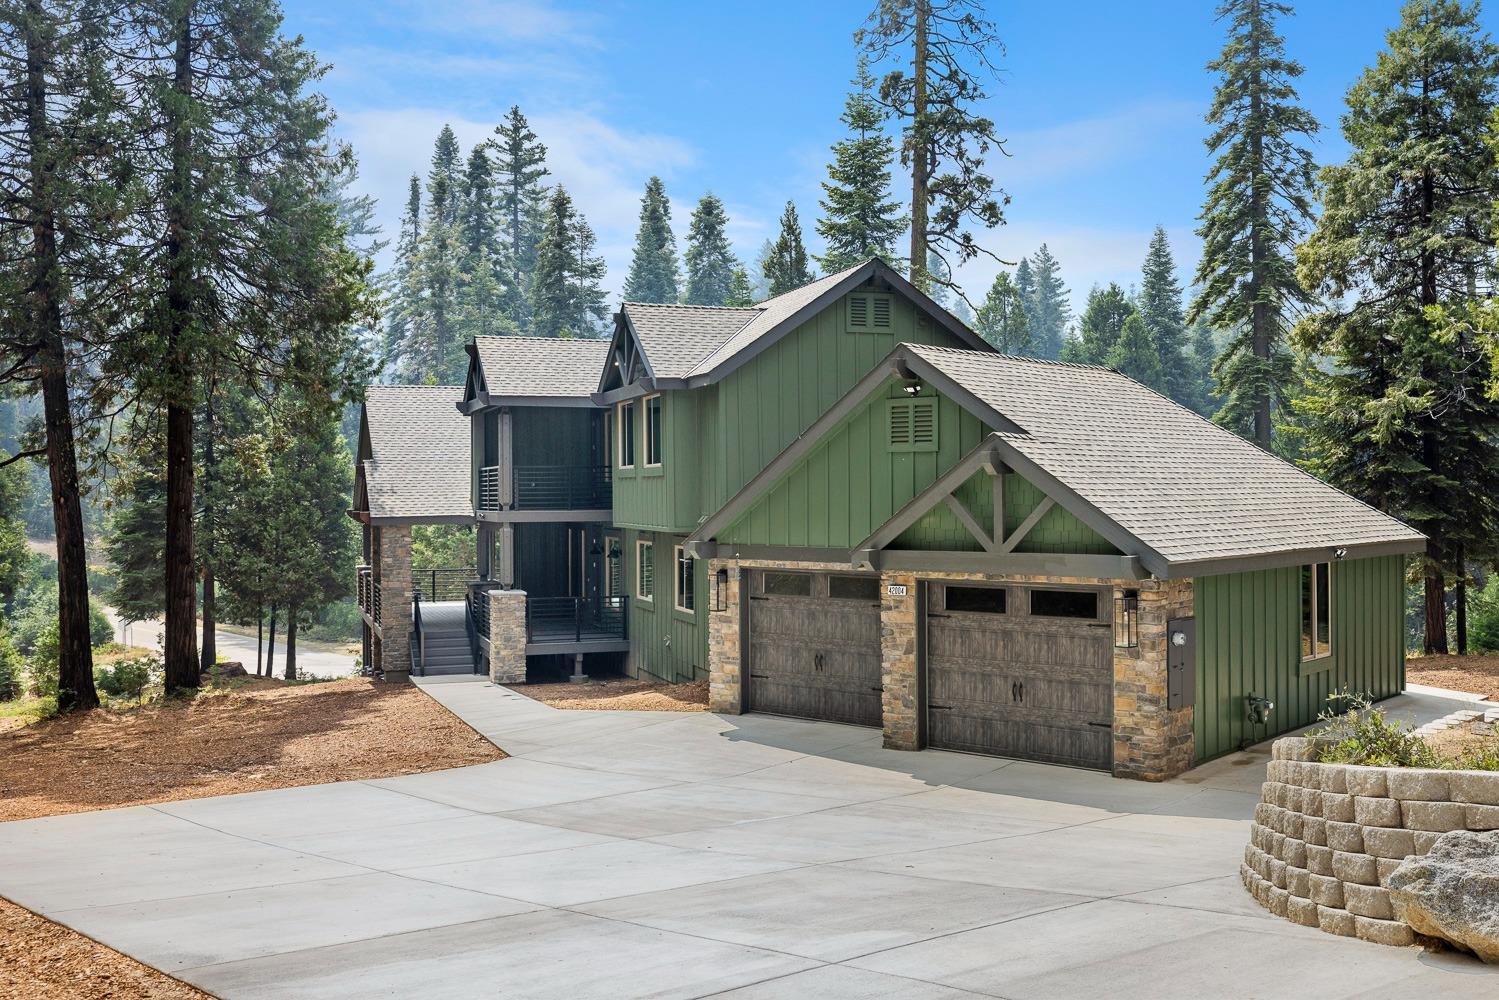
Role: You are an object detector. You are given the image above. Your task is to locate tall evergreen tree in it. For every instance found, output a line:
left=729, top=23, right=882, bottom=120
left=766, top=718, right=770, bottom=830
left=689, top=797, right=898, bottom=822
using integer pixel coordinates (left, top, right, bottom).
left=457, top=145, right=514, bottom=343
left=491, top=106, right=550, bottom=328
left=817, top=56, right=907, bottom=272
left=1063, top=284, right=1135, bottom=365
left=1295, top=0, right=1499, bottom=654
left=859, top=0, right=1006, bottom=293
left=1106, top=313, right=1166, bottom=392
left=1139, top=227, right=1195, bottom=407
left=413, top=131, right=465, bottom=381
left=684, top=193, right=737, bottom=306
left=764, top=201, right=816, bottom=296
left=725, top=267, right=756, bottom=307
left=973, top=271, right=1034, bottom=354
left=1025, top=245, right=1071, bottom=359
left=530, top=186, right=607, bottom=339
left=384, top=176, right=423, bottom=375
left=1191, top=0, right=1319, bottom=447
left=624, top=176, right=681, bottom=303
left=1014, top=254, right=1036, bottom=335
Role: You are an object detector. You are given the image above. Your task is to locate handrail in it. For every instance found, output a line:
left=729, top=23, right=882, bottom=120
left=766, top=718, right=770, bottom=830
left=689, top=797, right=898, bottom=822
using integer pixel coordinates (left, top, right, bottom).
left=411, top=566, right=477, bottom=602
left=464, top=584, right=487, bottom=675
left=524, top=595, right=627, bottom=643
left=412, top=591, right=426, bottom=677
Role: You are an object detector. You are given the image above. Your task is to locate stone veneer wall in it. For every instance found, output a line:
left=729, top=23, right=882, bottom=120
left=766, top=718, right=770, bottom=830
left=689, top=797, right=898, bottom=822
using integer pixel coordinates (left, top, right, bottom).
left=704, top=559, right=1197, bottom=780
left=488, top=589, right=527, bottom=684
left=1243, top=735, right=1499, bottom=946
left=377, top=524, right=412, bottom=683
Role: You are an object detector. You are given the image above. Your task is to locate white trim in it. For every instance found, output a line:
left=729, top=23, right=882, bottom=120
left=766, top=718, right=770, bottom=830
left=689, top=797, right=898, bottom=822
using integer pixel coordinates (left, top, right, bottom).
left=636, top=539, right=654, bottom=602
left=1301, top=561, right=1333, bottom=662
left=616, top=400, right=636, bottom=469
left=673, top=544, right=695, bottom=614
left=643, top=394, right=663, bottom=468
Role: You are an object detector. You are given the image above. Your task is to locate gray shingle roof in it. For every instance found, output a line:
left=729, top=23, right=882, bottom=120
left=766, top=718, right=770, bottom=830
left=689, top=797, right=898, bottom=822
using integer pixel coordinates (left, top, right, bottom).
left=904, top=344, right=1425, bottom=568
left=473, top=335, right=612, bottom=398
left=361, top=385, right=471, bottom=521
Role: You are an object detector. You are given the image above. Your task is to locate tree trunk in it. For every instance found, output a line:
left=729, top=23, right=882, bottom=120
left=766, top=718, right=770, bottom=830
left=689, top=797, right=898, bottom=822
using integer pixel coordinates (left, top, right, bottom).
left=1456, top=545, right=1468, bottom=656
left=1423, top=570, right=1448, bottom=655
left=199, top=390, right=217, bottom=673
left=161, top=4, right=199, bottom=691
left=266, top=605, right=277, bottom=678
left=908, top=0, right=929, bottom=289
left=256, top=609, right=263, bottom=676
left=285, top=603, right=298, bottom=681
left=23, top=1, right=96, bottom=711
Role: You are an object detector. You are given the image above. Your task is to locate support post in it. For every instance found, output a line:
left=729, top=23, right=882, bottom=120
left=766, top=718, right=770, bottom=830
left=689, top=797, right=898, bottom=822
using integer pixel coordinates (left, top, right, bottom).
left=488, top=588, right=527, bottom=684
left=569, top=652, right=587, bottom=684
left=378, top=524, right=413, bottom=683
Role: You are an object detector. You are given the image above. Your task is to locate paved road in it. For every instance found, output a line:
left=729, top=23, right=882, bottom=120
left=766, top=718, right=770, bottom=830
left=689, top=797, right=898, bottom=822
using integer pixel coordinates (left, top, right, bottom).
left=0, top=679, right=1491, bottom=999
left=112, top=616, right=358, bottom=679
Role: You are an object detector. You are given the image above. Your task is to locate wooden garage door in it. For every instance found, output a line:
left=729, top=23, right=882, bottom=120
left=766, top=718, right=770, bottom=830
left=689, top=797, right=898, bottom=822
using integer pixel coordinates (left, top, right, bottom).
left=926, top=583, right=1113, bottom=770
left=747, top=570, right=883, bottom=727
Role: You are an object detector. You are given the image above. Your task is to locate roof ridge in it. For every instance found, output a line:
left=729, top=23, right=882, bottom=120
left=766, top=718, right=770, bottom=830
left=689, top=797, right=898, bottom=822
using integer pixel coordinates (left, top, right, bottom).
left=910, top=343, right=1115, bottom=373
left=622, top=301, right=763, bottom=311
left=472, top=333, right=610, bottom=343
left=367, top=383, right=465, bottom=390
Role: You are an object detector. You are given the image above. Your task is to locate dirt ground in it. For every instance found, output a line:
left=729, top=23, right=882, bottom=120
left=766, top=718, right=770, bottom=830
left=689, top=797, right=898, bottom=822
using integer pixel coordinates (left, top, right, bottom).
left=0, top=897, right=206, bottom=1000
left=0, top=676, right=503, bottom=823
left=520, top=677, right=709, bottom=712
left=1407, top=653, right=1499, bottom=700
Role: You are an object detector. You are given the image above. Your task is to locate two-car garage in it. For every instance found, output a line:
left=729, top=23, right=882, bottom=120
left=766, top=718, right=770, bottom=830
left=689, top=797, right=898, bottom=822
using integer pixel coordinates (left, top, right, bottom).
left=741, top=569, right=1115, bottom=771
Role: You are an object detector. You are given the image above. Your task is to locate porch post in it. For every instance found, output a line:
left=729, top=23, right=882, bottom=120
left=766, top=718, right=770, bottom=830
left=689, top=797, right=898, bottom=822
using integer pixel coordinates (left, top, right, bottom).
left=488, top=588, right=527, bottom=684
left=379, top=524, right=413, bottom=683
left=499, top=522, right=515, bottom=587
left=498, top=407, right=514, bottom=509
left=707, top=559, right=743, bottom=714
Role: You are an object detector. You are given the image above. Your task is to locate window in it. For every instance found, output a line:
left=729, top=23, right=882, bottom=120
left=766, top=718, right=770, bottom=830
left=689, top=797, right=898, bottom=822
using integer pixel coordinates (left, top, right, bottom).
left=644, top=395, right=663, bottom=467
left=674, top=546, right=695, bottom=612
left=829, top=575, right=879, bottom=601
left=888, top=398, right=937, bottom=452
left=617, top=401, right=636, bottom=468
left=946, top=585, right=1007, bottom=615
left=636, top=540, right=653, bottom=601
left=847, top=292, right=895, bottom=332
left=1029, top=589, right=1099, bottom=620
left=762, top=571, right=812, bottom=597
left=605, top=535, right=622, bottom=596
left=1302, top=562, right=1332, bottom=660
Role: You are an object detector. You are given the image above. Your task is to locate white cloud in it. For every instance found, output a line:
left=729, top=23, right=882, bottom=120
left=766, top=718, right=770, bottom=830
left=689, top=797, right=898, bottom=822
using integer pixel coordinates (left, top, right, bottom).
left=382, top=0, right=599, bottom=47
left=1002, top=99, right=1201, bottom=187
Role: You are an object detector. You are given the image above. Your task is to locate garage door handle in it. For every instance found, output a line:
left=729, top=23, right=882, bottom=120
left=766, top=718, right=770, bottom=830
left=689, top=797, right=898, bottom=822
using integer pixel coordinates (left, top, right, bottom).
left=1087, top=623, right=1110, bottom=629
left=928, top=612, right=951, bottom=618
left=1088, top=721, right=1112, bottom=728
left=750, top=673, right=769, bottom=679
left=929, top=703, right=953, bottom=711
left=869, top=686, right=884, bottom=693
left=749, top=595, right=769, bottom=601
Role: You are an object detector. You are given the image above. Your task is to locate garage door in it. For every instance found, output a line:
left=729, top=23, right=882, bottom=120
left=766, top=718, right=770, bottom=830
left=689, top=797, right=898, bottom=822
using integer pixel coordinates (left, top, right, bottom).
left=747, top=570, right=883, bottom=727
left=926, top=583, right=1113, bottom=769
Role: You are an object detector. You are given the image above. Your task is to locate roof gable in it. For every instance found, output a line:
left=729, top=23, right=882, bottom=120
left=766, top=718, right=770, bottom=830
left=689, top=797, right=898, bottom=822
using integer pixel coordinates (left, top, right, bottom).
left=469, top=335, right=611, bottom=406
left=359, top=384, right=472, bottom=523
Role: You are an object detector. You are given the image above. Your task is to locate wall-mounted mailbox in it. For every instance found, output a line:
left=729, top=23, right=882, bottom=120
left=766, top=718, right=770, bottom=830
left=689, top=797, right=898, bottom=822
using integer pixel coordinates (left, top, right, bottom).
left=1167, top=617, right=1196, bottom=711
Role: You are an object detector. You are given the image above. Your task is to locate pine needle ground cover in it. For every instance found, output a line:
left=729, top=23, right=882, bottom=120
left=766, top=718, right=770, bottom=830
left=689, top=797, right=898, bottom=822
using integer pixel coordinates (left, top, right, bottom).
left=517, top=677, right=708, bottom=713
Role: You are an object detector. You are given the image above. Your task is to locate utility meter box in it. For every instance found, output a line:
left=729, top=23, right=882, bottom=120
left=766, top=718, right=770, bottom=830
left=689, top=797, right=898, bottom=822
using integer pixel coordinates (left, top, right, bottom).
left=1166, top=617, right=1196, bottom=711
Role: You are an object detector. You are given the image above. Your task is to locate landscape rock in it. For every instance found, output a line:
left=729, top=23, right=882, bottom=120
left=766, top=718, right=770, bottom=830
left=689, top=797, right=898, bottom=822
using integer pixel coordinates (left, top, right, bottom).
left=1388, top=830, right=1499, bottom=963
left=203, top=661, right=249, bottom=679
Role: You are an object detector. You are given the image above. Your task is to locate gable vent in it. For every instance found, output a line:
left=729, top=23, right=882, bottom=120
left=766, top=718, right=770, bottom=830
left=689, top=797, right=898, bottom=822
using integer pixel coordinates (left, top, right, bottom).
left=888, top=398, right=938, bottom=452
left=847, top=292, right=895, bottom=333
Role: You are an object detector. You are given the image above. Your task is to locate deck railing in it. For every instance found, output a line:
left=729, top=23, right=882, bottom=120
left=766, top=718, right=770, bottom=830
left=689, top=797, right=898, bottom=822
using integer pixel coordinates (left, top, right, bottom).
left=478, top=465, right=502, bottom=511
left=525, top=595, right=628, bottom=644
left=478, top=464, right=611, bottom=512
left=411, top=567, right=478, bottom=603
left=468, top=586, right=491, bottom=637
left=357, top=565, right=380, bottom=625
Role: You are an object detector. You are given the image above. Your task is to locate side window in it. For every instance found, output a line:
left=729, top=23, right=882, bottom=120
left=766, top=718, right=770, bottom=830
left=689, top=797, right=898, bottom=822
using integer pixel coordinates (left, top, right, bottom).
left=636, top=540, right=653, bottom=601
left=762, top=572, right=812, bottom=597
left=1302, top=563, right=1331, bottom=660
left=644, top=395, right=663, bottom=467
left=674, top=546, right=694, bottom=612
left=617, top=401, right=636, bottom=468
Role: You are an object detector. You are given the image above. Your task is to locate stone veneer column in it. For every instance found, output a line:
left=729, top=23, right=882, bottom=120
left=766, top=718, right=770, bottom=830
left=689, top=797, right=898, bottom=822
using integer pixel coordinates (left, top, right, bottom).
left=1112, top=577, right=1195, bottom=780
left=880, top=572, right=919, bottom=750
left=488, top=589, right=528, bottom=684
left=378, top=524, right=412, bottom=683
left=707, top=560, right=743, bottom=714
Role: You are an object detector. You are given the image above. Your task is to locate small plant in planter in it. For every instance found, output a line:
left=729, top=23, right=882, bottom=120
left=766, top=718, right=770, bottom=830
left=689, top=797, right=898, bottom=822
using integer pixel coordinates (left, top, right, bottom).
left=1311, top=690, right=1444, bottom=769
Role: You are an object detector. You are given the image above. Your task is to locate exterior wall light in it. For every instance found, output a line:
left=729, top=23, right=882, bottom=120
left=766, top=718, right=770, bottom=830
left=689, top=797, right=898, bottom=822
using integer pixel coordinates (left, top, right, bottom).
left=902, top=380, right=924, bottom=395
left=1114, top=589, right=1139, bottom=649
left=712, top=567, right=730, bottom=612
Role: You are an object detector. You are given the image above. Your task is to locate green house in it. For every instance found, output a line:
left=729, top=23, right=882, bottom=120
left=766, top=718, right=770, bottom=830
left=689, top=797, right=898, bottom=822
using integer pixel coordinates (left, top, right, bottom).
left=353, top=258, right=1424, bottom=781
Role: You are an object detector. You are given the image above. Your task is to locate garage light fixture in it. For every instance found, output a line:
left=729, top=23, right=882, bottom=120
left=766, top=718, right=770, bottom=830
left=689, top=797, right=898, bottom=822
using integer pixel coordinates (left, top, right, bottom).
left=712, top=567, right=730, bottom=612
left=901, top=380, right=924, bottom=395
left=1114, top=590, right=1139, bottom=649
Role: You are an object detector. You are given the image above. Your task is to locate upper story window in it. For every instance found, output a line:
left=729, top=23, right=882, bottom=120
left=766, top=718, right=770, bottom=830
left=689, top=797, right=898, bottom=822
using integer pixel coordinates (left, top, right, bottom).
left=617, top=400, right=636, bottom=468
left=674, top=546, right=694, bottom=613
left=1302, top=562, right=1332, bottom=660
left=644, top=395, right=663, bottom=467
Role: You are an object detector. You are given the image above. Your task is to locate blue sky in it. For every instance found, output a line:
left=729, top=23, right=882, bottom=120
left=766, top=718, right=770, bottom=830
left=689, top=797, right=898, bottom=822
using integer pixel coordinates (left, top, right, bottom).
left=282, top=0, right=1497, bottom=317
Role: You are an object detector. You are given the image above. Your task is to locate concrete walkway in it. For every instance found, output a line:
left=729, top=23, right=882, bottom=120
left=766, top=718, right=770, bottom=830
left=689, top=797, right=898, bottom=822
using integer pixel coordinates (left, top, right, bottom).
left=1, top=679, right=1494, bottom=999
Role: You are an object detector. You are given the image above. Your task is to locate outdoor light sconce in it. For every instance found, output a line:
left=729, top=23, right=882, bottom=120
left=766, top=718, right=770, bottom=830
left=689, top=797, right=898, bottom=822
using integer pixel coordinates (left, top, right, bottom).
left=711, top=567, right=730, bottom=612
left=902, top=380, right=924, bottom=395
left=1114, top=590, right=1139, bottom=648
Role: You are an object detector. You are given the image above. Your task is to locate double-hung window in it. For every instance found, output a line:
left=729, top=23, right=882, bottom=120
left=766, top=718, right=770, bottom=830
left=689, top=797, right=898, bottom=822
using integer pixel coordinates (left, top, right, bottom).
left=674, top=546, right=694, bottom=613
left=1301, top=562, right=1332, bottom=660
left=636, top=540, right=654, bottom=602
left=644, top=395, right=663, bottom=467
left=617, top=401, right=636, bottom=468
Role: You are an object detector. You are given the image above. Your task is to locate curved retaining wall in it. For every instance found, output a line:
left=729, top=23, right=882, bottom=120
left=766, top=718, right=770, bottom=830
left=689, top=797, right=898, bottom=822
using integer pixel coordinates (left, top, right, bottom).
left=1243, top=736, right=1499, bottom=946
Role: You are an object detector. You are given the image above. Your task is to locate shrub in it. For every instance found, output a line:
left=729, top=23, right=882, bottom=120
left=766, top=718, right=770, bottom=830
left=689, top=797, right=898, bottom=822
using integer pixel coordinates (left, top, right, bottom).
left=94, top=655, right=157, bottom=701
left=1311, top=691, right=1444, bottom=769
left=0, top=628, right=21, bottom=701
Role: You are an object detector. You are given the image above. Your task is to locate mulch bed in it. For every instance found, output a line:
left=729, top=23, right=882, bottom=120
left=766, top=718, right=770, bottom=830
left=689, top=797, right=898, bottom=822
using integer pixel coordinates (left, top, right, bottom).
left=518, top=677, right=709, bottom=712
left=1407, top=654, right=1499, bottom=701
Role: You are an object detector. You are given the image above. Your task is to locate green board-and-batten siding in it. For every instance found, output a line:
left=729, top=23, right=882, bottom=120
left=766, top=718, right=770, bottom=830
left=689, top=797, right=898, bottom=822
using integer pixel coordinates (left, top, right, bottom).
left=620, top=527, right=708, bottom=684
left=892, top=469, right=1119, bottom=554
left=1193, top=554, right=1405, bottom=763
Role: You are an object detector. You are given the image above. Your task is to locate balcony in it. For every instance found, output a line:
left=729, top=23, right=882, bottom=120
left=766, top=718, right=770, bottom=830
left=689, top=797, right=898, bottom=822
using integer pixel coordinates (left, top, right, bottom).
left=526, top=595, right=628, bottom=644
left=412, top=566, right=477, bottom=602
left=478, top=464, right=611, bottom=512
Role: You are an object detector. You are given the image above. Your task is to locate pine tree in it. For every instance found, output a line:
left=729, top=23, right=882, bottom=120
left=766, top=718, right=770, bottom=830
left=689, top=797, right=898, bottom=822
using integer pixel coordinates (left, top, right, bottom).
left=817, top=56, right=907, bottom=272
left=1014, top=254, right=1036, bottom=338
left=1106, top=313, right=1165, bottom=392
left=765, top=201, right=816, bottom=296
left=973, top=271, right=1034, bottom=355
left=1026, top=245, right=1071, bottom=359
left=1139, top=227, right=1195, bottom=407
left=413, top=131, right=465, bottom=381
left=1189, top=317, right=1221, bottom=417
left=1064, top=284, right=1135, bottom=365
left=456, top=145, right=514, bottom=342
left=859, top=0, right=1007, bottom=294
left=751, top=239, right=775, bottom=301
left=725, top=267, right=756, bottom=307
left=624, top=176, right=681, bottom=303
left=1191, top=0, right=1319, bottom=448
left=684, top=193, right=737, bottom=306
left=491, top=106, right=550, bottom=328
left=384, top=176, right=423, bottom=375
left=1294, top=0, right=1499, bottom=654
left=530, top=186, right=608, bottom=339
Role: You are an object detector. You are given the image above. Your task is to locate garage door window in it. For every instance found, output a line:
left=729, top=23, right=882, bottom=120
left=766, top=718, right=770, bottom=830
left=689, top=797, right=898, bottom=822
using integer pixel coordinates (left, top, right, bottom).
left=762, top=571, right=812, bottom=597
left=829, top=575, right=879, bottom=601
left=1029, top=589, right=1098, bottom=620
left=944, top=586, right=1007, bottom=614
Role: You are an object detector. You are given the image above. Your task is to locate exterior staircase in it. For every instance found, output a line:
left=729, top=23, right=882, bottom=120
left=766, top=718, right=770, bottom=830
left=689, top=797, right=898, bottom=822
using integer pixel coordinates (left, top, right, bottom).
left=414, top=601, right=476, bottom=676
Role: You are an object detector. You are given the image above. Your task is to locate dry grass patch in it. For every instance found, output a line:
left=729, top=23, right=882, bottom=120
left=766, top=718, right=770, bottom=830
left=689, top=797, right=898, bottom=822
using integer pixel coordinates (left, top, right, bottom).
left=520, top=677, right=708, bottom=712
left=1407, top=654, right=1499, bottom=700
left=0, top=676, right=502, bottom=823
left=0, top=897, right=207, bottom=999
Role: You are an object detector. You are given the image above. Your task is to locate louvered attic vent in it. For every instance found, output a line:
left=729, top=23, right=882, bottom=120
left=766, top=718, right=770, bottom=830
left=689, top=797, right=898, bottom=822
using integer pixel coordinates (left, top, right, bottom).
left=888, top=397, right=937, bottom=452
left=847, top=292, right=894, bottom=333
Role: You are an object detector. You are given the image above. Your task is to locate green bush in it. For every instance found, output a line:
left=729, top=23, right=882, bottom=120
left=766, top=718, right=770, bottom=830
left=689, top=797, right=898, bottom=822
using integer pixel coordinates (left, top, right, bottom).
left=1470, top=576, right=1499, bottom=653
left=94, top=655, right=157, bottom=701
left=0, top=628, right=21, bottom=701
left=1311, top=691, right=1444, bottom=769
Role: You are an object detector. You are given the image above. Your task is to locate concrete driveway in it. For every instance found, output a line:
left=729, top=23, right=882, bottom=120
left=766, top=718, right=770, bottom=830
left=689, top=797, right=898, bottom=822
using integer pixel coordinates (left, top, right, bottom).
left=1, top=677, right=1493, bottom=999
